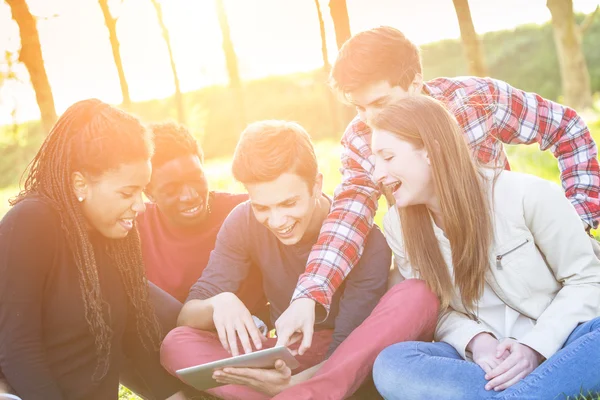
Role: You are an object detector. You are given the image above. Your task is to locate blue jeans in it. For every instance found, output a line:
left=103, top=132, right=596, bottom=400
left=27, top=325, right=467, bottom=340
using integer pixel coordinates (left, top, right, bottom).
left=372, top=317, right=600, bottom=400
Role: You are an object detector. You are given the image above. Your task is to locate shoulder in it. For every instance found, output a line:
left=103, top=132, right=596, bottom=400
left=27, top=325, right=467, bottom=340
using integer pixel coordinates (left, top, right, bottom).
left=217, top=200, right=271, bottom=248
left=221, top=200, right=253, bottom=229
left=211, top=192, right=249, bottom=214
left=493, top=170, right=562, bottom=201
left=491, top=170, right=567, bottom=221
left=426, top=76, right=495, bottom=95
left=0, top=197, right=62, bottom=264
left=425, top=77, right=501, bottom=116
left=0, top=196, right=61, bottom=234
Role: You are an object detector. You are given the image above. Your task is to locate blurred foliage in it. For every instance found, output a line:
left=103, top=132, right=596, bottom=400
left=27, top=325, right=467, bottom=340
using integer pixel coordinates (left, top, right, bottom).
left=2, top=14, right=600, bottom=191
left=421, top=13, right=600, bottom=101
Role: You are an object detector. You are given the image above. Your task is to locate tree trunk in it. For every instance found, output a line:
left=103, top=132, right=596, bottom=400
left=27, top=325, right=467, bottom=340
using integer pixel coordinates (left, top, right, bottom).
left=150, top=0, right=185, bottom=123
left=547, top=0, right=593, bottom=110
left=6, top=0, right=57, bottom=132
left=214, top=0, right=245, bottom=127
left=314, top=0, right=330, bottom=71
left=329, top=0, right=351, bottom=50
left=98, top=0, right=131, bottom=109
left=452, top=0, right=487, bottom=77
left=214, top=0, right=241, bottom=89
left=315, top=0, right=339, bottom=134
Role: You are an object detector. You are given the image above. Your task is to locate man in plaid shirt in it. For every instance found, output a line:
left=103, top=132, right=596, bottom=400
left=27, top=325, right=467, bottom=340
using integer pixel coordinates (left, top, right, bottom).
left=274, top=26, right=600, bottom=354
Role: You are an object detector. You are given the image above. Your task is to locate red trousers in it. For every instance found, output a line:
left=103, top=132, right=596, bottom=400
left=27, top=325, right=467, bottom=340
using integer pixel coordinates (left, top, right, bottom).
left=161, top=327, right=332, bottom=400
left=161, top=279, right=439, bottom=399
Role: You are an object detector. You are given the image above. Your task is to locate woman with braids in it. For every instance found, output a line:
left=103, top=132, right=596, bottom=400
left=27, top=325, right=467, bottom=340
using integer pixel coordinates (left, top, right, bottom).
left=0, top=99, right=188, bottom=400
left=369, top=96, right=600, bottom=399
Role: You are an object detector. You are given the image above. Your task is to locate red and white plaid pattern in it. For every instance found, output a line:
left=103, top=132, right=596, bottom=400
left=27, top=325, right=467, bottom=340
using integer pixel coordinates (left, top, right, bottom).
left=292, top=76, right=600, bottom=312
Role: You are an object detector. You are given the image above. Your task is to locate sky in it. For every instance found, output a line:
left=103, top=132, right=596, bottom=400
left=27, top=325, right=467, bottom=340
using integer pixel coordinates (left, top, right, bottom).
left=0, top=0, right=599, bottom=124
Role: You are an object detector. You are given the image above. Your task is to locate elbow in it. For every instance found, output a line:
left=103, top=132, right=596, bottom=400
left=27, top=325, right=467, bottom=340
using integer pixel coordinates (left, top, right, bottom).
left=176, top=305, right=196, bottom=328
left=176, top=299, right=212, bottom=329
left=176, top=309, right=191, bottom=327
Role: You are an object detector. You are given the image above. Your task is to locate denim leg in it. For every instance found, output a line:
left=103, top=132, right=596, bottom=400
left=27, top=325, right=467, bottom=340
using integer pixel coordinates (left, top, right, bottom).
left=373, top=341, right=494, bottom=400
left=496, top=317, right=600, bottom=400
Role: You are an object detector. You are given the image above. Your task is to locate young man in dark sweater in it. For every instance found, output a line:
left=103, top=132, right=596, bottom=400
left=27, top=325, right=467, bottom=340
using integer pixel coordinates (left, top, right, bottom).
left=138, top=122, right=264, bottom=310
left=160, top=121, right=439, bottom=399
left=125, top=123, right=267, bottom=398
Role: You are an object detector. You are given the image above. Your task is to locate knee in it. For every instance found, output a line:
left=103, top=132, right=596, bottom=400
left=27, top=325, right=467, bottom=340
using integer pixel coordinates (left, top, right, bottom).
left=389, top=279, right=439, bottom=315
left=373, top=342, right=424, bottom=399
left=160, top=326, right=212, bottom=372
left=589, top=317, right=600, bottom=332
left=405, top=279, right=439, bottom=307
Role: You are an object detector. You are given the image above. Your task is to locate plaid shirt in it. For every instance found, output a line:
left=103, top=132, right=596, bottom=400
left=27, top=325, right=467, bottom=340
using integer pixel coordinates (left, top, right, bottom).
left=292, top=76, right=600, bottom=313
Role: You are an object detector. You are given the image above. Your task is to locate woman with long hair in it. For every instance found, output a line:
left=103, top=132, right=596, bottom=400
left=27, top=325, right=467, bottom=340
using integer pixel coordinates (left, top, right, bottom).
left=369, top=96, right=600, bottom=399
left=0, top=99, right=187, bottom=399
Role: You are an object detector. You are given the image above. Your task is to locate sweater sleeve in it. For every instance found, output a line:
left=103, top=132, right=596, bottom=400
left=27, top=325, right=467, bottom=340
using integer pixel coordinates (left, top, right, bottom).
left=186, top=203, right=253, bottom=302
left=0, top=199, right=65, bottom=399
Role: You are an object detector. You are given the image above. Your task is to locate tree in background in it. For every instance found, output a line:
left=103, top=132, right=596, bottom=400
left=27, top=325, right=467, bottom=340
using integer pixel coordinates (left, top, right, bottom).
left=214, top=0, right=245, bottom=126
left=329, top=0, right=351, bottom=50
left=452, top=0, right=487, bottom=77
left=5, top=0, right=57, bottom=132
left=315, top=0, right=339, bottom=133
left=315, top=0, right=330, bottom=72
left=547, top=0, right=595, bottom=110
left=150, top=0, right=185, bottom=123
left=98, top=0, right=131, bottom=109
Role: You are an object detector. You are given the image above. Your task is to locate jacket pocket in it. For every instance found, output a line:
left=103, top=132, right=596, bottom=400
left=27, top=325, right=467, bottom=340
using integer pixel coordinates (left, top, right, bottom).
left=492, top=234, right=537, bottom=300
left=495, top=238, right=530, bottom=270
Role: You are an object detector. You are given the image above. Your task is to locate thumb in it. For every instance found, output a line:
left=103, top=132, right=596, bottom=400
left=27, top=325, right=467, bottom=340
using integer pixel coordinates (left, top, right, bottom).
left=496, top=340, right=512, bottom=358
left=275, top=359, right=287, bottom=371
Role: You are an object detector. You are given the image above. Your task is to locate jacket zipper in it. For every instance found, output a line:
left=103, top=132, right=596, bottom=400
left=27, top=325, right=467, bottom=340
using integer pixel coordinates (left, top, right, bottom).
left=495, top=238, right=530, bottom=270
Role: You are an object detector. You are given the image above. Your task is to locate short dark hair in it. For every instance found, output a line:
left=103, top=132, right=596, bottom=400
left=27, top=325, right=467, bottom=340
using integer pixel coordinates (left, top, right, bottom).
left=150, top=122, right=203, bottom=168
left=232, top=120, right=318, bottom=189
left=330, top=26, right=422, bottom=94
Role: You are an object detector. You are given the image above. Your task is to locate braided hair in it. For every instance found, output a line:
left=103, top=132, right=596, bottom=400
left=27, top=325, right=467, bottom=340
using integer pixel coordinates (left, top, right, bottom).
left=11, top=99, right=161, bottom=379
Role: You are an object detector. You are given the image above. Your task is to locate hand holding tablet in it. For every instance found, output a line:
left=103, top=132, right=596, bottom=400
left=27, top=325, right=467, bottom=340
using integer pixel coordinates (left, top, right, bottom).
left=176, top=346, right=300, bottom=391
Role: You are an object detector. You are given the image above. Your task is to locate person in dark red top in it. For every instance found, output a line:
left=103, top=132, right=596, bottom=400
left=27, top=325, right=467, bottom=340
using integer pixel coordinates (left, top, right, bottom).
left=137, top=122, right=265, bottom=311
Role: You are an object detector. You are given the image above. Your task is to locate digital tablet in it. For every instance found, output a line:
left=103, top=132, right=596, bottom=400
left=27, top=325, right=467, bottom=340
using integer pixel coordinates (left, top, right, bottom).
left=175, top=346, right=300, bottom=391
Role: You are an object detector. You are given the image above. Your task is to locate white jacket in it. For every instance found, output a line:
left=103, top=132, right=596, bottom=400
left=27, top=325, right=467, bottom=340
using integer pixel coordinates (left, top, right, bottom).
left=383, top=170, right=600, bottom=360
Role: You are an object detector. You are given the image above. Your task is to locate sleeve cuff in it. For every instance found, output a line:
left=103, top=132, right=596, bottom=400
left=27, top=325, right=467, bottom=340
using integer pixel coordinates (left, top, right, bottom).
left=291, top=285, right=332, bottom=323
left=519, top=331, right=559, bottom=360
left=437, top=324, right=490, bottom=360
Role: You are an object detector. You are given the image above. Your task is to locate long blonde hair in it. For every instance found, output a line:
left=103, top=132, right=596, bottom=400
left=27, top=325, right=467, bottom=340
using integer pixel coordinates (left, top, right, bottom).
left=369, top=96, right=492, bottom=311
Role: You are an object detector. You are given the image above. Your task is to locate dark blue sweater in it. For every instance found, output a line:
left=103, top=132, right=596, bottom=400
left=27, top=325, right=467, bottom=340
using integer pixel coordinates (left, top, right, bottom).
left=187, top=199, right=392, bottom=357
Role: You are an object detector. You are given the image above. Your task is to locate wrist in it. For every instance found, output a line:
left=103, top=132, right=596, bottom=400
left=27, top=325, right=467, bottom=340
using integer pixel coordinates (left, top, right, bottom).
left=292, top=297, right=316, bottom=307
left=467, top=332, right=495, bottom=354
left=210, top=292, right=236, bottom=305
left=521, top=342, right=545, bottom=363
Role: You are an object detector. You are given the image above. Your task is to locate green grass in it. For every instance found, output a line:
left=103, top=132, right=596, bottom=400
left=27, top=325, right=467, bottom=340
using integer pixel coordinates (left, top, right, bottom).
left=568, top=393, right=600, bottom=400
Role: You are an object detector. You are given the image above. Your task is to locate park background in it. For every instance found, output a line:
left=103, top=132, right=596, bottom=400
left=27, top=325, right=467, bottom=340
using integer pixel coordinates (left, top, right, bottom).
left=1, top=1, right=600, bottom=398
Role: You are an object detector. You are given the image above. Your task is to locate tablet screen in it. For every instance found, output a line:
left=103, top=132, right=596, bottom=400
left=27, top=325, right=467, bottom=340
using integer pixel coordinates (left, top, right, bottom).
left=176, top=346, right=300, bottom=391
